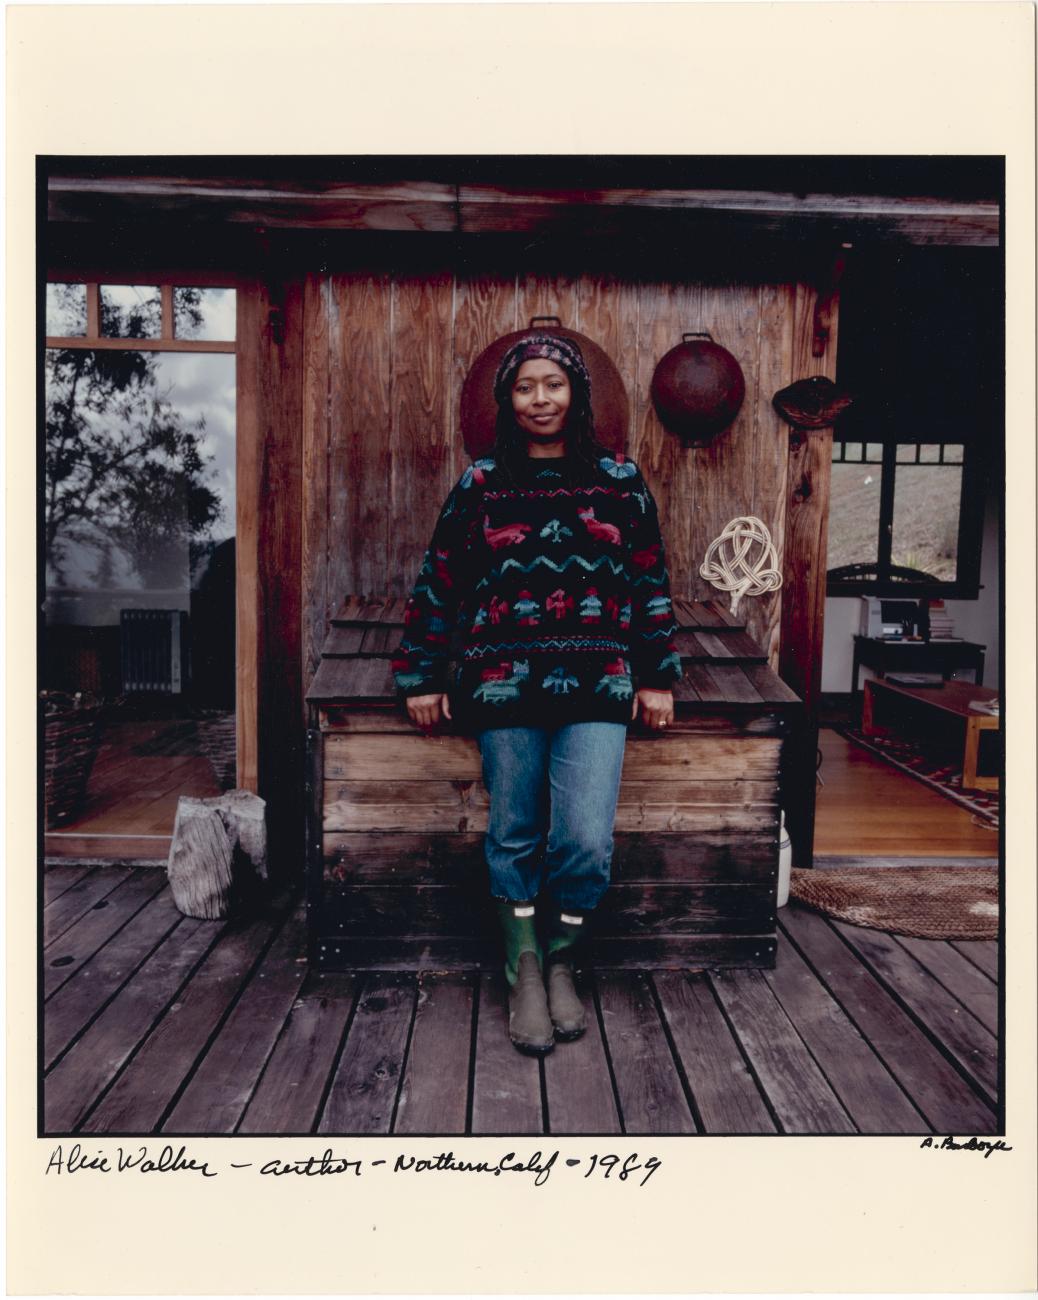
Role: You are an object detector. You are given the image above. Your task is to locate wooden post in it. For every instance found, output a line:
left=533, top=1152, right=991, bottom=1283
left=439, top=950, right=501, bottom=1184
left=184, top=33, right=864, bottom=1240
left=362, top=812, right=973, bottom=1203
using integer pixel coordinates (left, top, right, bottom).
left=778, top=269, right=841, bottom=868
left=238, top=269, right=305, bottom=878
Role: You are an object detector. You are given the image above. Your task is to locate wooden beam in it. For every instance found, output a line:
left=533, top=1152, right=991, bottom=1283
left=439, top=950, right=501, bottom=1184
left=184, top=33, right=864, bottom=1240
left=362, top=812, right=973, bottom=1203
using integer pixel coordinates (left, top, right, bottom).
left=46, top=336, right=235, bottom=353
left=301, top=274, right=331, bottom=694
left=49, top=175, right=455, bottom=204
left=236, top=273, right=305, bottom=830
left=47, top=175, right=1000, bottom=247
left=457, top=194, right=997, bottom=245
left=236, top=280, right=262, bottom=798
left=245, top=275, right=306, bottom=872
left=460, top=183, right=998, bottom=219
left=48, top=267, right=251, bottom=288
left=48, top=176, right=459, bottom=233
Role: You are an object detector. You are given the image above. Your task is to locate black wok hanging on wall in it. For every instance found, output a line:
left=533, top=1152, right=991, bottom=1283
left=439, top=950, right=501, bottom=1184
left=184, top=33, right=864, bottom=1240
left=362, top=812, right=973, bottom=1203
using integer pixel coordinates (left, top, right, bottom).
left=650, top=332, right=745, bottom=447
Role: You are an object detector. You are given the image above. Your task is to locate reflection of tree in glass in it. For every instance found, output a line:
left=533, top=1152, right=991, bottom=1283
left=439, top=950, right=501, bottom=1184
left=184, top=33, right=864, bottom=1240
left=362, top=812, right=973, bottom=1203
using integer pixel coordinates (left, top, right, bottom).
left=174, top=287, right=224, bottom=340
left=46, top=300, right=221, bottom=592
left=47, top=282, right=88, bottom=336
left=100, top=289, right=157, bottom=339
left=98, top=286, right=204, bottom=340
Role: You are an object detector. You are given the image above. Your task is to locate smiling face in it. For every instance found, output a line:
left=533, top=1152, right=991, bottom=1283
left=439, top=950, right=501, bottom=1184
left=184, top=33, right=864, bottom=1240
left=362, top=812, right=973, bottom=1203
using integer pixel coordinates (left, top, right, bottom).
left=510, top=358, right=572, bottom=455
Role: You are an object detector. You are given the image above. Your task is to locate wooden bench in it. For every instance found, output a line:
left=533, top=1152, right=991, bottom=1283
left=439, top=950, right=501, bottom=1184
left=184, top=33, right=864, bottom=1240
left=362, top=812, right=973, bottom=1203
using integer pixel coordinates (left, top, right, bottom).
left=305, top=596, right=803, bottom=971
left=862, top=678, right=999, bottom=792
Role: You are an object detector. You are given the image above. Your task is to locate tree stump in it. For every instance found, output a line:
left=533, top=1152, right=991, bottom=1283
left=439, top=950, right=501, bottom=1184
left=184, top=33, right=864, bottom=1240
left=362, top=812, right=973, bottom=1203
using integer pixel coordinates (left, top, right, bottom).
left=167, top=790, right=268, bottom=919
left=219, top=788, right=269, bottom=880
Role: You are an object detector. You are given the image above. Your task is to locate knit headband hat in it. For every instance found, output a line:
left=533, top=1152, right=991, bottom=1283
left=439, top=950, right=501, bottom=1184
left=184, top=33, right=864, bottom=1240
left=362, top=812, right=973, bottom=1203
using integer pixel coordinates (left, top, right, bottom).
left=493, top=333, right=592, bottom=406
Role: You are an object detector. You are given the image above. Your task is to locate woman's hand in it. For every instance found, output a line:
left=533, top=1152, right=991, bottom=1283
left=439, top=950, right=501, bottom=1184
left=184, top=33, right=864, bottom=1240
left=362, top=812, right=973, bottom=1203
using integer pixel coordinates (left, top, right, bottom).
left=406, top=692, right=452, bottom=731
left=632, top=688, right=674, bottom=731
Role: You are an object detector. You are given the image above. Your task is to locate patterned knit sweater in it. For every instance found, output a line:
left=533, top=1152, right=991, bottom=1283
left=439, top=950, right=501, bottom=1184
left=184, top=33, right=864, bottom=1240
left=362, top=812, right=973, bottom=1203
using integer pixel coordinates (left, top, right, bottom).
left=392, top=453, right=682, bottom=731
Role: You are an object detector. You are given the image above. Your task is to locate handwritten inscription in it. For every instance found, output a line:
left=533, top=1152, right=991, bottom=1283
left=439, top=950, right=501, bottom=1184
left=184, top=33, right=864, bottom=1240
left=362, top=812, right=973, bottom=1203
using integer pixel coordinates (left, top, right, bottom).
left=920, top=1135, right=1012, bottom=1158
left=45, top=1144, right=217, bottom=1177
left=394, top=1149, right=559, bottom=1185
left=582, top=1153, right=660, bottom=1183
left=44, top=1144, right=661, bottom=1186
left=259, top=1151, right=363, bottom=1177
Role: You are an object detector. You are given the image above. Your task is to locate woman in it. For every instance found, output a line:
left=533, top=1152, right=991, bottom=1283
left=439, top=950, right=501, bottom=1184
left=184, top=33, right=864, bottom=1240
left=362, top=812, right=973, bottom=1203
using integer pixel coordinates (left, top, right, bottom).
left=393, top=334, right=681, bottom=1054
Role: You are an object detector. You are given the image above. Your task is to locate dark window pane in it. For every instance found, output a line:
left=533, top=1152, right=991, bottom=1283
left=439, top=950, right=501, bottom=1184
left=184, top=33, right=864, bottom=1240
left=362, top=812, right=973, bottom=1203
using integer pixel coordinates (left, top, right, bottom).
left=100, top=285, right=162, bottom=339
left=47, top=283, right=87, bottom=336
left=890, top=462, right=962, bottom=581
left=827, top=461, right=883, bottom=571
left=174, top=287, right=236, bottom=341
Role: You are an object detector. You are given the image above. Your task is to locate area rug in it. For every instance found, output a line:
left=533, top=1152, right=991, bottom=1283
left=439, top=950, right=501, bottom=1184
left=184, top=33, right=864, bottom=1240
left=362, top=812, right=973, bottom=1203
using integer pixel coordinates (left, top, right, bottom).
left=789, top=865, right=999, bottom=939
left=837, top=725, right=1000, bottom=827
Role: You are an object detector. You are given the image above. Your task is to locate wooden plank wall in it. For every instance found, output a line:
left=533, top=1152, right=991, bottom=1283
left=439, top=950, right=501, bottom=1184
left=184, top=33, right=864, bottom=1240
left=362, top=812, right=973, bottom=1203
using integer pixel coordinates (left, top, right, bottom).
left=301, top=264, right=828, bottom=693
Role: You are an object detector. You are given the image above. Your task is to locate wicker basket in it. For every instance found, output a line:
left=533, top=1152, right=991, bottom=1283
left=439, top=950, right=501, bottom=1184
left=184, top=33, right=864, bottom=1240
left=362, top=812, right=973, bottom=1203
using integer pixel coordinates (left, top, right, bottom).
left=194, top=711, right=237, bottom=791
left=43, top=694, right=103, bottom=829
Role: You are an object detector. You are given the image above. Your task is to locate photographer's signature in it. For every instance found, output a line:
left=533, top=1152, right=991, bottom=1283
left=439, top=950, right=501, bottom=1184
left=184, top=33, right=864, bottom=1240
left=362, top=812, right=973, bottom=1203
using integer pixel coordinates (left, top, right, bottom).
left=920, top=1135, right=1011, bottom=1158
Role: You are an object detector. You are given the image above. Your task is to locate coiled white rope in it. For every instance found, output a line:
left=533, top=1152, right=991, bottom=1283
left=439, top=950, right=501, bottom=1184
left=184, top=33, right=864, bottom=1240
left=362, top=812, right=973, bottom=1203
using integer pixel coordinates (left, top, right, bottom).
left=699, top=515, right=783, bottom=616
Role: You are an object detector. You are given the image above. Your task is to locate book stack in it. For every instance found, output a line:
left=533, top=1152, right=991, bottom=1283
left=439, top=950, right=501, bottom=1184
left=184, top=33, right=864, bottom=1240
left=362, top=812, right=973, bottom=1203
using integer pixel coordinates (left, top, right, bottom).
left=927, top=599, right=956, bottom=640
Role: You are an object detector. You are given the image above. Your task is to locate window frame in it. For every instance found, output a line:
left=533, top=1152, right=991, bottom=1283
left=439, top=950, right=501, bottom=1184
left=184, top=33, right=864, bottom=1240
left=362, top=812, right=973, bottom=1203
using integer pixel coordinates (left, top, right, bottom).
left=825, top=437, right=986, bottom=599
left=45, top=280, right=237, bottom=352
left=43, top=271, right=251, bottom=785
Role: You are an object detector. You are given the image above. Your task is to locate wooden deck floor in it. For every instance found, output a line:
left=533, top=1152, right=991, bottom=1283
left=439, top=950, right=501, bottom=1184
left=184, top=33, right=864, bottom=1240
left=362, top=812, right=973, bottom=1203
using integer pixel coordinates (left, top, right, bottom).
left=42, top=864, right=1000, bottom=1137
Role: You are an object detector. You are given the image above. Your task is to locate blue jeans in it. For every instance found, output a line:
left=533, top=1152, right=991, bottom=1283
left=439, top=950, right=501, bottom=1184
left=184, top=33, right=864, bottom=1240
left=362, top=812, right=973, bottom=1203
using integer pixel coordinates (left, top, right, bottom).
left=476, top=723, right=627, bottom=912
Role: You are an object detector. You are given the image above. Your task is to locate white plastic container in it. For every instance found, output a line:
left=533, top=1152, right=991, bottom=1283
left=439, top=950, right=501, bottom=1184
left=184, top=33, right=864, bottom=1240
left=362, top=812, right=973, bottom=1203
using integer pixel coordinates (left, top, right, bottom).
left=776, top=809, right=792, bottom=908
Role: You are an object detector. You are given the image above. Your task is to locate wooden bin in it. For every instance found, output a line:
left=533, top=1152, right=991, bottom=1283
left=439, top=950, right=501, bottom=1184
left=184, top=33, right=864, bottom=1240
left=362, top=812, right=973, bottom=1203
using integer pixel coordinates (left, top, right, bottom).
left=306, top=596, right=802, bottom=971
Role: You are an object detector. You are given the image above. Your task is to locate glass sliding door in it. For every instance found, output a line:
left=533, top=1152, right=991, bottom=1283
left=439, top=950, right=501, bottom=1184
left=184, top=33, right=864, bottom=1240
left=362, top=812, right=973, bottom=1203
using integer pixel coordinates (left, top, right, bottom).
left=43, top=282, right=237, bottom=855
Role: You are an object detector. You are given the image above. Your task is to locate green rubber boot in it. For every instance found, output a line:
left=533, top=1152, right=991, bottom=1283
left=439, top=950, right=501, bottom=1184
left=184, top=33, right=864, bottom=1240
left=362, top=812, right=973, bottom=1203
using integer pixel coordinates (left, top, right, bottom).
left=495, top=900, right=554, bottom=1055
left=544, top=908, right=588, bottom=1041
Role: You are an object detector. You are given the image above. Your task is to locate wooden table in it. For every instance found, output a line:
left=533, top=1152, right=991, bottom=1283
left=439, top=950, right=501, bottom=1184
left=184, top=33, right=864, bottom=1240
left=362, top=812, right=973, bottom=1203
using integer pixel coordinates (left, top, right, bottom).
left=862, top=678, right=999, bottom=792
left=851, top=636, right=986, bottom=703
